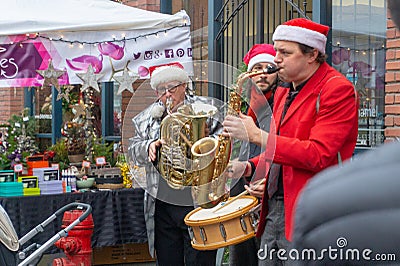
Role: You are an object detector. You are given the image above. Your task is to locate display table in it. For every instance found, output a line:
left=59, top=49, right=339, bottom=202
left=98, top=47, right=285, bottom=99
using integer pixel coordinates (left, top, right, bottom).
left=0, top=188, right=147, bottom=253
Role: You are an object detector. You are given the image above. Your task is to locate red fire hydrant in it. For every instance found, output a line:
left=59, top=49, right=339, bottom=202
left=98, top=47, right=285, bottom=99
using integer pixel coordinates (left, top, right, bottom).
left=52, top=209, right=94, bottom=266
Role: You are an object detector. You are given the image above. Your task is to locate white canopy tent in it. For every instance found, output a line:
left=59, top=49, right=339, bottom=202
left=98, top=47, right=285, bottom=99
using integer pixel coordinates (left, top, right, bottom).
left=0, top=0, right=193, bottom=87
left=0, top=0, right=188, bottom=35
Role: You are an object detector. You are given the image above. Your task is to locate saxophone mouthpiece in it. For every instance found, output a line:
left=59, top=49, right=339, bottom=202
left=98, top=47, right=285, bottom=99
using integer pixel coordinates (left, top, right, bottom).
left=265, top=65, right=281, bottom=74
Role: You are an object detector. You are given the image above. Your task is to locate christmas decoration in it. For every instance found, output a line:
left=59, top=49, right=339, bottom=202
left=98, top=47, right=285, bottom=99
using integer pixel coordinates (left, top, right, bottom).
left=115, top=143, right=132, bottom=188
left=0, top=110, right=39, bottom=170
left=56, top=85, right=74, bottom=102
left=62, top=122, right=86, bottom=156
left=76, top=64, right=103, bottom=93
left=36, top=60, right=65, bottom=92
left=70, top=100, right=86, bottom=122
left=113, top=67, right=138, bottom=95
left=82, top=88, right=97, bottom=162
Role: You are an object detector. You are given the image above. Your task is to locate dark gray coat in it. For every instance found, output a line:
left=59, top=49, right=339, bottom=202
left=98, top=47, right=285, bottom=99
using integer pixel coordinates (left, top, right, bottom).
left=291, top=142, right=400, bottom=265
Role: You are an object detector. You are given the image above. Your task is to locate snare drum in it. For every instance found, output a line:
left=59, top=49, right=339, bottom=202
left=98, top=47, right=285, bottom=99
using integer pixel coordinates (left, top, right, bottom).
left=184, top=195, right=260, bottom=250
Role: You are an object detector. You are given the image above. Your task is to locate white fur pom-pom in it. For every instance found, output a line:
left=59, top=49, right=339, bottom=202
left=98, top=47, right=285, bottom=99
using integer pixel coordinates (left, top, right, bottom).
left=151, top=102, right=165, bottom=119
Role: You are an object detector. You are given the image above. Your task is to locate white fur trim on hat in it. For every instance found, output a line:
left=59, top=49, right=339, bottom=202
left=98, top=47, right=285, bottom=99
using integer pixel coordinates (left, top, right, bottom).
left=150, top=66, right=190, bottom=90
left=247, top=54, right=276, bottom=71
left=272, top=25, right=327, bottom=54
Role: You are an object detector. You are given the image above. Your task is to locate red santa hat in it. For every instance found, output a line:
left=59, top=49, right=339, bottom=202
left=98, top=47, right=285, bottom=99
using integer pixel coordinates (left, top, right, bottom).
left=243, top=44, right=276, bottom=71
left=149, top=62, right=190, bottom=90
left=272, top=18, right=330, bottom=54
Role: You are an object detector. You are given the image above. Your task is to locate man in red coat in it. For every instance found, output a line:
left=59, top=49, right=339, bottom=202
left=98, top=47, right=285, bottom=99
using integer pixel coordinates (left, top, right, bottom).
left=223, top=18, right=358, bottom=265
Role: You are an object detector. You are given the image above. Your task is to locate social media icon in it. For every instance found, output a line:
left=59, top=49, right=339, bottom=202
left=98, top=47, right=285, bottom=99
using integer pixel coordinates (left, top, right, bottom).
left=165, top=49, right=174, bottom=58
left=144, top=51, right=153, bottom=60
left=133, top=52, right=141, bottom=60
left=187, top=48, right=193, bottom=57
left=176, top=48, right=185, bottom=57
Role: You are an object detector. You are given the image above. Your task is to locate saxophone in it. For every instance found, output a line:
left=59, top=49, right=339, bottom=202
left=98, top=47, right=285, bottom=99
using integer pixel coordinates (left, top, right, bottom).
left=191, top=65, right=280, bottom=208
left=190, top=89, right=240, bottom=208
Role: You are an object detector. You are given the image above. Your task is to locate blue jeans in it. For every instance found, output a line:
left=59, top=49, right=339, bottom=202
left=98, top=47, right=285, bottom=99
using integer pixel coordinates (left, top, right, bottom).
left=258, top=196, right=290, bottom=266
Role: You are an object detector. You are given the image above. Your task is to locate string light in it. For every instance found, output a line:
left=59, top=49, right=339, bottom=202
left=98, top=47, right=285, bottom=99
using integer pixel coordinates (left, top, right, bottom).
left=329, top=42, right=386, bottom=53
left=7, top=25, right=189, bottom=47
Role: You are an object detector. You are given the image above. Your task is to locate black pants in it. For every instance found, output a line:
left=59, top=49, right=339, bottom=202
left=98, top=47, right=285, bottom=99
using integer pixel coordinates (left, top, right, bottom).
left=229, top=237, right=260, bottom=266
left=155, top=200, right=217, bottom=266
left=229, top=178, right=260, bottom=265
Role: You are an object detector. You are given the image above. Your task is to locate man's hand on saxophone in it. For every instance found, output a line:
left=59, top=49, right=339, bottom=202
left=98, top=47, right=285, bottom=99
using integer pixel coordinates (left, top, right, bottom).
left=222, top=112, right=269, bottom=148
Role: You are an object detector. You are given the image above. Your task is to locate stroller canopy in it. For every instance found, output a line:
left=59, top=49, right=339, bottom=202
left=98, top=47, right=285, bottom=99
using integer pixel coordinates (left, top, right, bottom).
left=0, top=204, right=19, bottom=251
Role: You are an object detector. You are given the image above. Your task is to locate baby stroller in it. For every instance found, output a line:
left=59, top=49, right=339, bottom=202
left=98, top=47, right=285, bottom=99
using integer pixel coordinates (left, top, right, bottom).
left=0, top=202, right=92, bottom=266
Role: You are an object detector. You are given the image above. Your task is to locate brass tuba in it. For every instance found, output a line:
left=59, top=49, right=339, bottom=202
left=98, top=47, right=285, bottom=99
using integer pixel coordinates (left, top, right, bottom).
left=158, top=103, right=218, bottom=189
left=158, top=66, right=280, bottom=208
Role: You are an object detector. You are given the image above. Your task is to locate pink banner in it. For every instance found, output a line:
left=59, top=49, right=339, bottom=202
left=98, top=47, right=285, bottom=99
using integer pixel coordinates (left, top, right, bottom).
left=0, top=26, right=193, bottom=88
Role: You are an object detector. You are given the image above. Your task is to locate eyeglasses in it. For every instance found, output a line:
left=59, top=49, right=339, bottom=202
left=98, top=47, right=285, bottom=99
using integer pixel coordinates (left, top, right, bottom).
left=156, top=83, right=183, bottom=95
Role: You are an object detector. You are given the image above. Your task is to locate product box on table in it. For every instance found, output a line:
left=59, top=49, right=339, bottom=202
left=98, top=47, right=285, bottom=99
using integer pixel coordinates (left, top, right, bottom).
left=0, top=182, right=23, bottom=197
left=0, top=170, right=23, bottom=197
left=26, top=155, right=49, bottom=176
left=18, top=176, right=41, bottom=196
left=91, top=164, right=124, bottom=189
left=33, top=168, right=63, bottom=195
left=33, top=167, right=60, bottom=182
left=0, top=170, right=16, bottom=182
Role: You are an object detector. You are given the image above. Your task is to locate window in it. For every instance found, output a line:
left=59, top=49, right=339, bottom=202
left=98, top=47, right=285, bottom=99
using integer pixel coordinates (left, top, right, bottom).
left=331, top=0, right=386, bottom=151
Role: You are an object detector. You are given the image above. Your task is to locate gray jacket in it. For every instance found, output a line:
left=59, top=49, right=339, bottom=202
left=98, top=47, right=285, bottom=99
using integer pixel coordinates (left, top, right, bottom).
left=128, top=95, right=223, bottom=257
left=291, top=141, right=400, bottom=265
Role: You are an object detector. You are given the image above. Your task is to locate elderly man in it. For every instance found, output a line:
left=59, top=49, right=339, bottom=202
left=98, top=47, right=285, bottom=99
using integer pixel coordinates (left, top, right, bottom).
left=129, top=63, right=218, bottom=266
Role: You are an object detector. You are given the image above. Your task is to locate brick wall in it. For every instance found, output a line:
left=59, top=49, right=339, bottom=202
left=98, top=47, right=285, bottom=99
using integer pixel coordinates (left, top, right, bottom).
left=123, top=0, right=160, bottom=12
left=119, top=1, right=161, bottom=151
left=0, top=87, right=24, bottom=125
left=385, top=8, right=400, bottom=141
left=120, top=80, right=157, bottom=151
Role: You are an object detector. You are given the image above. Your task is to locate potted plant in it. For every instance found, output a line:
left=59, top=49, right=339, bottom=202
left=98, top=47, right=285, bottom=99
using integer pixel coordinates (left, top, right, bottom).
left=62, top=122, right=86, bottom=163
left=47, top=139, right=69, bottom=169
left=92, top=138, right=115, bottom=166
